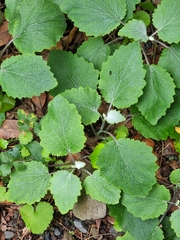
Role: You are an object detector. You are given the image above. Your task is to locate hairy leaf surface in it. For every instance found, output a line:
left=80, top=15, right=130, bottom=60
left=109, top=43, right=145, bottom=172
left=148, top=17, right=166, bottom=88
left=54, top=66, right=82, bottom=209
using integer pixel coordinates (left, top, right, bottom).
left=48, top=50, right=99, bottom=96
left=10, top=0, right=66, bottom=53
left=170, top=210, right=180, bottom=238
left=61, top=87, right=101, bottom=125
left=97, top=138, right=157, bottom=197
left=77, top=37, right=111, bottom=70
left=118, top=19, right=148, bottom=42
left=50, top=170, right=82, bottom=214
left=99, top=42, right=146, bottom=108
left=39, top=95, right=86, bottom=156
left=83, top=170, right=120, bottom=204
left=152, top=0, right=180, bottom=43
left=7, top=161, right=50, bottom=204
left=20, top=202, right=53, bottom=234
left=61, top=0, right=126, bottom=37
left=0, top=55, right=57, bottom=99
left=159, top=43, right=180, bottom=88
left=122, top=184, right=170, bottom=220
left=136, top=64, right=175, bottom=125
left=124, top=0, right=141, bottom=21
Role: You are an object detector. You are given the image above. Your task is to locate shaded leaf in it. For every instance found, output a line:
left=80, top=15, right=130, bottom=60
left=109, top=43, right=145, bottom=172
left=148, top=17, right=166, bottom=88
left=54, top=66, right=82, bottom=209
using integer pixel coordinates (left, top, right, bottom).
left=0, top=152, right=14, bottom=177
left=170, top=209, right=180, bottom=238
left=170, top=169, right=180, bottom=187
left=123, top=0, right=141, bottom=21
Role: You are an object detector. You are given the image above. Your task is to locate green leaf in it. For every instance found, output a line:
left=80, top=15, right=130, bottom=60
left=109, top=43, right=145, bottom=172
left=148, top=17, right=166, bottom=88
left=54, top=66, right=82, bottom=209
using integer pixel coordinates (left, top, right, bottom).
left=0, top=152, right=14, bottom=177
left=0, top=113, right=5, bottom=126
left=83, top=170, right=120, bottom=204
left=136, top=65, right=175, bottom=125
left=61, top=0, right=126, bottom=37
left=133, top=11, right=151, bottom=27
left=109, top=203, right=164, bottom=240
left=39, top=95, right=86, bottom=156
left=170, top=209, right=180, bottom=238
left=77, top=37, right=111, bottom=70
left=0, top=139, right=8, bottom=149
left=0, top=186, right=8, bottom=202
left=159, top=43, right=180, bottom=88
left=97, top=138, right=157, bottom=197
left=25, top=141, right=44, bottom=162
left=162, top=216, right=180, bottom=240
left=61, top=87, right=101, bottom=125
left=118, top=19, right=148, bottom=42
left=123, top=0, right=141, bottom=21
left=103, top=109, right=125, bottom=124
left=48, top=50, right=99, bottom=96
left=20, top=202, right=53, bottom=234
left=170, top=169, right=180, bottom=187
left=89, top=143, right=105, bottom=169
left=152, top=0, right=180, bottom=43
left=19, top=131, right=33, bottom=145
left=50, top=170, right=82, bottom=214
left=21, top=146, right=30, bottom=158
left=7, top=161, right=50, bottom=204
left=0, top=94, right=15, bottom=113
left=99, top=42, right=146, bottom=108
left=122, top=184, right=170, bottom=220
left=0, top=55, right=57, bottom=99
left=132, top=90, right=180, bottom=140
left=10, top=0, right=66, bottom=53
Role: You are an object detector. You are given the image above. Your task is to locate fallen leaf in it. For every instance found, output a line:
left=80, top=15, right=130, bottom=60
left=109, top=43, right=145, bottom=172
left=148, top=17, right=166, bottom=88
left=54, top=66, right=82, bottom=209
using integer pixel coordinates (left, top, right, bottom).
left=0, top=120, right=20, bottom=139
left=0, top=21, right=11, bottom=47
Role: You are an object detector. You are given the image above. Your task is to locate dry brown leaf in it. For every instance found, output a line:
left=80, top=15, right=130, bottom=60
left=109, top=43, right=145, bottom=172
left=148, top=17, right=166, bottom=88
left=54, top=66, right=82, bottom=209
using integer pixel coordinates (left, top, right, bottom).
left=0, top=21, right=11, bottom=47
left=0, top=120, right=20, bottom=139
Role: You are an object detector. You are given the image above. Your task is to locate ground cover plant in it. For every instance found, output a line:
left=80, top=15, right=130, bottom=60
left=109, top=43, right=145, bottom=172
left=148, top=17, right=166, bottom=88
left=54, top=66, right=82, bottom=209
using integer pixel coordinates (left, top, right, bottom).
left=1, top=0, right=180, bottom=239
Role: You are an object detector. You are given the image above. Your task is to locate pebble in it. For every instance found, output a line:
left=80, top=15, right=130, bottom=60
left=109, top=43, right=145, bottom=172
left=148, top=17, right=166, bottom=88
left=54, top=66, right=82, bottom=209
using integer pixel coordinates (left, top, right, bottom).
left=73, top=219, right=87, bottom=233
left=4, top=231, right=15, bottom=239
left=54, top=227, right=61, bottom=236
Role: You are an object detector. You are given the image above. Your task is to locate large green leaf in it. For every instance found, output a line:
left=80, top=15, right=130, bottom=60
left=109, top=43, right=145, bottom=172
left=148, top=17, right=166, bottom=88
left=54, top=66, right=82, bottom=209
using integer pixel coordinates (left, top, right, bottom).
left=118, top=19, right=148, bottom=42
left=0, top=55, right=57, bottom=99
left=61, top=87, right=101, bottom=125
left=152, top=0, right=180, bottom=43
left=109, top=203, right=164, bottom=240
left=77, top=37, right=111, bottom=70
left=97, top=138, right=157, bottom=197
left=48, top=50, right=99, bottom=96
left=136, top=64, right=175, bottom=125
left=132, top=90, right=180, bottom=140
left=20, top=202, right=53, bottom=234
left=170, top=210, right=180, bottom=238
left=159, top=43, right=180, bottom=88
left=83, top=170, right=120, bottom=204
left=7, top=161, right=50, bottom=204
left=99, top=42, right=146, bottom=108
left=39, top=95, right=86, bottom=156
left=10, top=0, right=66, bottom=53
left=61, top=0, right=126, bottom=37
left=50, top=170, right=82, bottom=214
left=122, top=184, right=170, bottom=220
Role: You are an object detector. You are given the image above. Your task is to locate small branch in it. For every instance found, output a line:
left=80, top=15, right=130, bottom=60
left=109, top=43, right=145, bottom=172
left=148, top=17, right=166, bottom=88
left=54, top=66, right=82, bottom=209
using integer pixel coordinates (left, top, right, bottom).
left=141, top=44, right=150, bottom=65
left=0, top=38, right=14, bottom=58
left=153, top=39, right=170, bottom=49
left=81, top=168, right=92, bottom=176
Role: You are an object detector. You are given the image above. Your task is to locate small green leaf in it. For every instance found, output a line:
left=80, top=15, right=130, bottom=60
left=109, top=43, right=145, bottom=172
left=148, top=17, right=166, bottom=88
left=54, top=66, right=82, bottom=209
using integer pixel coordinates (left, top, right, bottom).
left=61, top=87, right=101, bottom=125
left=83, top=170, right=120, bottom=204
left=136, top=64, right=175, bottom=125
left=122, top=184, right=170, bottom=220
left=20, top=202, right=53, bottom=234
left=0, top=94, right=15, bottom=113
left=61, top=0, right=126, bottom=37
left=99, top=42, right=146, bottom=108
left=103, top=109, right=125, bottom=124
left=170, top=169, right=180, bottom=187
left=21, top=146, right=30, bottom=158
left=0, top=186, right=8, bottom=202
left=118, top=19, right=148, bottom=42
left=0, top=152, right=14, bottom=177
left=170, top=209, right=180, bottom=237
left=7, top=161, right=50, bottom=204
left=39, top=95, right=86, bottom=156
left=0, top=55, right=57, bottom=99
left=89, top=143, right=105, bottom=169
left=0, top=113, right=5, bottom=126
left=50, top=170, right=82, bottom=214
left=10, top=0, right=66, bottom=53
left=152, top=0, right=180, bottom=43
left=19, top=131, right=33, bottom=145
left=77, top=37, right=111, bottom=70
left=25, top=141, right=44, bottom=162
left=133, top=11, right=150, bottom=27
left=0, top=139, right=8, bottom=149
left=48, top=50, right=99, bottom=96
left=97, top=139, right=157, bottom=197
left=123, top=0, right=141, bottom=21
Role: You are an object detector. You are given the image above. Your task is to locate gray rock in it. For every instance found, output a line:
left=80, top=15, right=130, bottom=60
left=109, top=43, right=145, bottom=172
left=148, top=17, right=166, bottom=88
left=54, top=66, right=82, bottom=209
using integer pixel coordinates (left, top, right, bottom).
left=54, top=227, right=61, bottom=236
left=73, top=219, right=87, bottom=233
left=73, top=194, right=106, bottom=220
left=4, top=231, right=14, bottom=239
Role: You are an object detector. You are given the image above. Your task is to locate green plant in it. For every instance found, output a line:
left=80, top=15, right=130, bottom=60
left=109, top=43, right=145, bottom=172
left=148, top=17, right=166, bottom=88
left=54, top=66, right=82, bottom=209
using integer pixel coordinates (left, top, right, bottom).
left=0, top=0, right=180, bottom=238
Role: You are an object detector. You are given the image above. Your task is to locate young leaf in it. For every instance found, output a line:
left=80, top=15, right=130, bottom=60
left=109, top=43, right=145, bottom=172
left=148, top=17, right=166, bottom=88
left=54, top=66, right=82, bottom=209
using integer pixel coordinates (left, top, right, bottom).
left=20, top=202, right=53, bottom=234
left=103, top=109, right=125, bottom=124
left=0, top=152, right=14, bottom=177
left=10, top=0, right=66, bottom=53
left=83, top=170, right=120, bottom=204
left=61, top=87, right=101, bottom=125
left=170, top=209, right=180, bottom=238
left=77, top=37, right=111, bottom=70
left=122, top=184, right=170, bottom=220
left=26, top=141, right=44, bottom=162
left=7, top=161, right=50, bottom=204
left=136, top=64, right=175, bottom=125
left=19, top=131, right=33, bottom=145
left=99, top=42, right=146, bottom=108
left=133, top=11, right=150, bottom=27
left=159, top=43, right=180, bottom=88
left=39, top=95, right=86, bottom=156
left=170, top=169, right=180, bottom=187
left=152, top=0, right=180, bottom=43
left=48, top=50, right=99, bottom=96
left=123, top=0, right=141, bottom=21
left=89, top=143, right=105, bottom=169
left=0, top=55, right=57, bottom=99
left=97, top=138, right=157, bottom=197
left=118, top=19, right=148, bottom=42
left=132, top=90, right=180, bottom=140
left=61, top=0, right=126, bottom=37
left=50, top=170, right=82, bottom=214
left=0, top=186, right=8, bottom=202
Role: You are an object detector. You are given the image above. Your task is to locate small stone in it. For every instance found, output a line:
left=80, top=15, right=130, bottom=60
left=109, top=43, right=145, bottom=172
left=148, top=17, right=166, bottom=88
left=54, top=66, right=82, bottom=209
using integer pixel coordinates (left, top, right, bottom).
left=54, top=227, right=61, bottom=236
left=73, top=219, right=87, bottom=233
left=4, top=231, right=15, bottom=239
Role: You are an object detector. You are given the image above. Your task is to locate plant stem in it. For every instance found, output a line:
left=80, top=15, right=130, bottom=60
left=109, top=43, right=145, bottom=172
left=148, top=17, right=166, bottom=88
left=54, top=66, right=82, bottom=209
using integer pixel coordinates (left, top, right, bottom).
left=141, top=44, right=150, bottom=65
left=153, top=39, right=170, bottom=49
left=0, top=38, right=14, bottom=58
left=81, top=168, right=92, bottom=176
